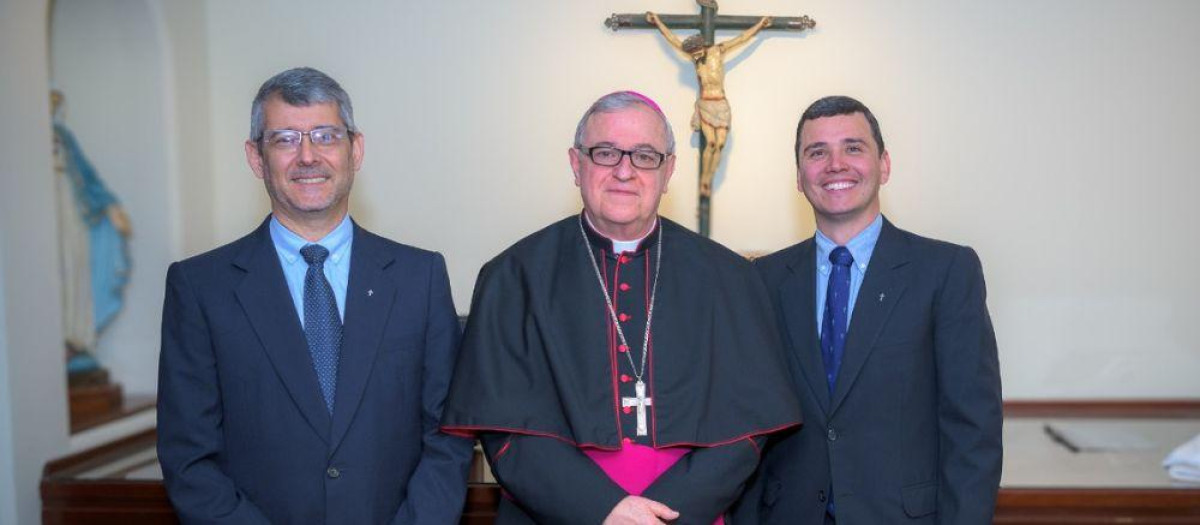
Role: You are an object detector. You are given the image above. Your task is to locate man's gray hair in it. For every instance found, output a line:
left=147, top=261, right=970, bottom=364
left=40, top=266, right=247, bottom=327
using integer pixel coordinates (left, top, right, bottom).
left=573, top=91, right=675, bottom=154
left=249, top=67, right=357, bottom=142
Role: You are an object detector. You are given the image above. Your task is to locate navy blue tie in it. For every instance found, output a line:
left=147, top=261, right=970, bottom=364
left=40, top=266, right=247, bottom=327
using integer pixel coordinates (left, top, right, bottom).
left=301, top=244, right=341, bottom=414
left=821, top=246, right=854, bottom=394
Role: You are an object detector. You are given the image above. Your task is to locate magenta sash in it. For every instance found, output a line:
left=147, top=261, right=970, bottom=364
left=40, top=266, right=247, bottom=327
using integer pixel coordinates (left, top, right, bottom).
left=584, top=443, right=725, bottom=525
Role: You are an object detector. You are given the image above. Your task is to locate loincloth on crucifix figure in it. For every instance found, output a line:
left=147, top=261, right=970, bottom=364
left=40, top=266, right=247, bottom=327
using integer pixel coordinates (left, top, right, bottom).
left=693, top=96, right=731, bottom=131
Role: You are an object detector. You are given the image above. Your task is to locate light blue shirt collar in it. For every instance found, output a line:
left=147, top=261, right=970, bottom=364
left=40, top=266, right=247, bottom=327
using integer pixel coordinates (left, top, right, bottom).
left=815, top=214, right=884, bottom=276
left=270, top=215, right=353, bottom=267
left=269, top=214, right=353, bottom=324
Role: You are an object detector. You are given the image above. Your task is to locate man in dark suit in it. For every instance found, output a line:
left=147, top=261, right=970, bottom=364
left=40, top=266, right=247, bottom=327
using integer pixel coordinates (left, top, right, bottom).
left=738, top=96, right=1002, bottom=524
left=157, top=67, right=473, bottom=524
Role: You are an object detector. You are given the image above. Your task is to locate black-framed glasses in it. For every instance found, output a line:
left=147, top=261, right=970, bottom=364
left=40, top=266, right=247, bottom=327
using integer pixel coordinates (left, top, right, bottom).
left=262, top=127, right=350, bottom=151
left=578, top=146, right=668, bottom=169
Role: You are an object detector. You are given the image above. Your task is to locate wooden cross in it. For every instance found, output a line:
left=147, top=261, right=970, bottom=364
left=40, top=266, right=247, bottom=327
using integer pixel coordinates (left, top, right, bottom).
left=622, top=380, right=653, bottom=437
left=607, top=2, right=815, bottom=238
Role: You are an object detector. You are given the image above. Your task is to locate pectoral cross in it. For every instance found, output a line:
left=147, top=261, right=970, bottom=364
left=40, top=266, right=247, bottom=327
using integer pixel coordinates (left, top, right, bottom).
left=606, top=1, right=816, bottom=238
left=622, top=380, right=653, bottom=437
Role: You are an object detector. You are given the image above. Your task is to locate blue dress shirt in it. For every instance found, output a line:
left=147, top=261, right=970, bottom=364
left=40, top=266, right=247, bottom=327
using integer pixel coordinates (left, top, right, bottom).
left=815, top=214, right=883, bottom=335
left=269, top=215, right=352, bottom=325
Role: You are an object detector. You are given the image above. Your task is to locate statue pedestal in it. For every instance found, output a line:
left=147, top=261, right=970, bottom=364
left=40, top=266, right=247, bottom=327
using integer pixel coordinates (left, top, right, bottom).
left=68, top=368, right=125, bottom=432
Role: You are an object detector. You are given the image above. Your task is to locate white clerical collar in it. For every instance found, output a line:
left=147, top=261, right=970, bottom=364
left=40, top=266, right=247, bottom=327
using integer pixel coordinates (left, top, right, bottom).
left=584, top=213, right=657, bottom=253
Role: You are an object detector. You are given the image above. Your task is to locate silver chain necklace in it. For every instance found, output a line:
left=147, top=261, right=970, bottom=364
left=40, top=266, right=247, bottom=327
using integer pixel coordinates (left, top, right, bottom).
left=579, top=214, right=662, bottom=436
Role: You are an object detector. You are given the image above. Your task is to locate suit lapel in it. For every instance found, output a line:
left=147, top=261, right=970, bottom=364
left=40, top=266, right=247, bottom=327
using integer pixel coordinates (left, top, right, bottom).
left=779, top=240, right=832, bottom=414
left=330, top=224, right=396, bottom=449
left=233, top=219, right=331, bottom=443
left=829, top=219, right=910, bottom=415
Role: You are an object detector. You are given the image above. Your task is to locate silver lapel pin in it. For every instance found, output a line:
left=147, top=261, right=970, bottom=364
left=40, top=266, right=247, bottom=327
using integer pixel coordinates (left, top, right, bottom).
left=367, top=289, right=374, bottom=297
left=878, top=292, right=885, bottom=302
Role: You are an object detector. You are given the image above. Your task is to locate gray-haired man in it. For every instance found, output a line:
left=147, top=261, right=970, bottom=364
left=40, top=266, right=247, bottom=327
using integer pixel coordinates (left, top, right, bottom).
left=157, top=67, right=473, bottom=524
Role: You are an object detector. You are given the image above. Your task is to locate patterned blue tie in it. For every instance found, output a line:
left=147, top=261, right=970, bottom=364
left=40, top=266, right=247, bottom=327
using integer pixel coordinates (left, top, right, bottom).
left=301, top=244, right=341, bottom=414
left=821, top=246, right=854, bottom=394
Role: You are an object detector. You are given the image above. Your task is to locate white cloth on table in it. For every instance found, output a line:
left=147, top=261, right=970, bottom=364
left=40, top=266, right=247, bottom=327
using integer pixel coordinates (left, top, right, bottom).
left=1163, top=433, right=1200, bottom=483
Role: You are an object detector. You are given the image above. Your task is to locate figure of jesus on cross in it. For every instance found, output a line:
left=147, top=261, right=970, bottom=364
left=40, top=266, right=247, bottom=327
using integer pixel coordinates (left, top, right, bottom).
left=647, top=11, right=771, bottom=200
left=607, top=2, right=814, bottom=236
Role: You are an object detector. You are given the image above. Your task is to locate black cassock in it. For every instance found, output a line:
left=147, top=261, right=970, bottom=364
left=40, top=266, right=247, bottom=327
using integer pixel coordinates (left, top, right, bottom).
left=443, top=214, right=801, bottom=524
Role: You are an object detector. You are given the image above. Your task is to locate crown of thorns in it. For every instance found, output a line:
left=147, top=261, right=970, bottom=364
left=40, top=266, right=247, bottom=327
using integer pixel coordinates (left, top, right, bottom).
left=682, top=34, right=706, bottom=53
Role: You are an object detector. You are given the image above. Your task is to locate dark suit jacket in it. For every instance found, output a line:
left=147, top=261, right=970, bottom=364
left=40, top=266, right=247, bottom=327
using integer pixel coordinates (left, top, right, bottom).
left=737, top=218, right=1002, bottom=524
left=157, top=218, right=473, bottom=524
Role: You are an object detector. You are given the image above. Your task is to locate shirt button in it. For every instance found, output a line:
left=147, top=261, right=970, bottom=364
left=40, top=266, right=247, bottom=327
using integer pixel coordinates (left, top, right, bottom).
left=827, top=428, right=838, bottom=442
left=619, top=283, right=631, bottom=291
left=618, top=313, right=630, bottom=322
left=620, top=374, right=631, bottom=383
left=326, top=467, right=340, bottom=479
left=618, top=344, right=629, bottom=353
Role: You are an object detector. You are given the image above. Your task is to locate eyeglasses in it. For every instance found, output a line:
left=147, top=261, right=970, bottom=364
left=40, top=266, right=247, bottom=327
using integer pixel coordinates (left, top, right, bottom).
left=578, top=146, right=668, bottom=170
left=262, top=127, right=350, bottom=151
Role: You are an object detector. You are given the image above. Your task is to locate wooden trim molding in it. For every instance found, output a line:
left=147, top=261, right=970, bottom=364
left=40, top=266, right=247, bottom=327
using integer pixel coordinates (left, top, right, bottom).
left=44, top=428, right=157, bottom=478
left=996, top=488, right=1200, bottom=524
left=1004, top=399, right=1200, bottom=419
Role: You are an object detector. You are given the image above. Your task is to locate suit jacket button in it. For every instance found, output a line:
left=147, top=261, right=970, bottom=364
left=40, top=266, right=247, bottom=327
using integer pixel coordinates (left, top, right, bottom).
left=827, top=428, right=838, bottom=441
left=818, top=490, right=827, bottom=502
left=326, top=467, right=340, bottom=479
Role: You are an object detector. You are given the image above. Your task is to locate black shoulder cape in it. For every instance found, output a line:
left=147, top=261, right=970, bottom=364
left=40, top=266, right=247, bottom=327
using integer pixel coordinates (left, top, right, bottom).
left=442, top=215, right=801, bottom=448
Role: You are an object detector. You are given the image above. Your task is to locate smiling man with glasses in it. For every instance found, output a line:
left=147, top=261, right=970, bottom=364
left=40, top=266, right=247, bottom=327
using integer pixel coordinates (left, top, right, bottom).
left=157, top=67, right=473, bottom=524
left=443, top=90, right=801, bottom=524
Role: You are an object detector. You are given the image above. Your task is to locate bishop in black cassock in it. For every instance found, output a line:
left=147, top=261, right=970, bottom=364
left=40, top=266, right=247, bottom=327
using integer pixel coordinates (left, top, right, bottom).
left=442, top=91, right=800, bottom=524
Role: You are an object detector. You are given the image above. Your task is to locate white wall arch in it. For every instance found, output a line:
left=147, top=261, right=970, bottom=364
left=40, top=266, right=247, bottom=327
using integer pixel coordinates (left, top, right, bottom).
left=51, top=0, right=178, bottom=397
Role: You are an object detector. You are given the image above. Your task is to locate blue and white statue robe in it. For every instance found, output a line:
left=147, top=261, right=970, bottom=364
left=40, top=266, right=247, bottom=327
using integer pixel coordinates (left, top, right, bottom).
left=53, top=122, right=130, bottom=367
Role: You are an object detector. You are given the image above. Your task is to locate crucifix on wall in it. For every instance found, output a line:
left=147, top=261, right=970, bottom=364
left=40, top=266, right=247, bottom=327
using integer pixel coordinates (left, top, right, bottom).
left=607, top=1, right=815, bottom=237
